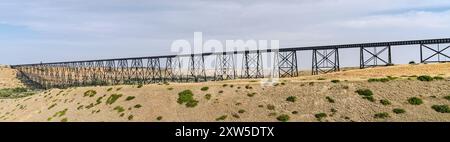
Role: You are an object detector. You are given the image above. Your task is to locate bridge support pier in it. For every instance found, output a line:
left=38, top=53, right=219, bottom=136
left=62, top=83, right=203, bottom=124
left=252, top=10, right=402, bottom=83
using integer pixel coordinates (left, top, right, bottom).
left=214, top=52, right=236, bottom=80
left=165, top=57, right=182, bottom=82
left=241, top=51, right=263, bottom=78
left=360, top=46, right=392, bottom=69
left=312, top=48, right=340, bottom=75
left=187, top=54, right=207, bottom=82
left=420, top=44, right=450, bottom=63
left=147, top=58, right=162, bottom=83
left=277, top=51, right=298, bottom=78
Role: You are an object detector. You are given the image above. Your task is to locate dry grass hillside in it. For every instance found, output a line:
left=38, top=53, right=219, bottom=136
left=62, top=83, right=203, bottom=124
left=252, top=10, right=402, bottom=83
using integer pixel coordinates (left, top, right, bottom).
left=0, top=63, right=449, bottom=122
left=0, top=67, right=24, bottom=89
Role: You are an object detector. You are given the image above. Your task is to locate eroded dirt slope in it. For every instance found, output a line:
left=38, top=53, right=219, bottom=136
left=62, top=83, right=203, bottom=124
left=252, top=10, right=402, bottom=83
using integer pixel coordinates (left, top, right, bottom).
left=0, top=63, right=449, bottom=122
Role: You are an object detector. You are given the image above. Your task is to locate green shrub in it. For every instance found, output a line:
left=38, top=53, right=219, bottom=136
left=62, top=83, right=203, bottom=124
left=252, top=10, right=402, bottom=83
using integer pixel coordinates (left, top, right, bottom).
left=276, top=114, right=290, bottom=122
left=125, top=96, right=136, bottom=101
left=317, top=78, right=326, bottom=80
left=393, top=108, right=406, bottom=114
left=356, top=89, right=373, bottom=97
left=374, top=112, right=389, bottom=119
left=267, top=104, right=275, bottom=110
left=61, top=118, right=68, bottom=122
left=128, top=115, right=134, bottom=120
left=407, top=97, right=423, bottom=105
left=48, top=103, right=57, bottom=110
left=12, top=87, right=27, bottom=93
left=84, top=90, right=97, bottom=97
left=368, top=78, right=390, bottom=83
left=204, top=94, right=212, bottom=100
left=106, top=94, right=123, bottom=105
left=431, top=105, right=450, bottom=113
left=177, top=90, right=199, bottom=108
left=247, top=92, right=256, bottom=97
left=417, top=75, right=433, bottom=81
left=315, top=113, right=327, bottom=121
left=443, top=96, right=450, bottom=101
left=326, top=96, right=335, bottom=103
left=238, top=109, right=246, bottom=114
left=433, top=76, right=444, bottom=80
left=331, top=80, right=340, bottom=83
left=167, top=87, right=174, bottom=90
left=200, top=87, right=209, bottom=91
left=134, top=104, right=142, bottom=108
left=107, top=88, right=113, bottom=91
left=292, top=111, right=298, bottom=114
left=216, top=115, right=227, bottom=121
left=286, top=96, right=297, bottom=102
left=380, top=99, right=391, bottom=105
left=137, top=84, right=144, bottom=88
left=113, top=106, right=125, bottom=113
left=157, top=116, right=163, bottom=121
left=363, top=96, right=375, bottom=102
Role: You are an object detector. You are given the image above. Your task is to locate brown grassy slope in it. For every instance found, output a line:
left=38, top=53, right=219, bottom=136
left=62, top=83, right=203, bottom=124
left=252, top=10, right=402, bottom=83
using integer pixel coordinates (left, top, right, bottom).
left=0, top=67, right=24, bottom=89
left=0, top=63, right=449, bottom=122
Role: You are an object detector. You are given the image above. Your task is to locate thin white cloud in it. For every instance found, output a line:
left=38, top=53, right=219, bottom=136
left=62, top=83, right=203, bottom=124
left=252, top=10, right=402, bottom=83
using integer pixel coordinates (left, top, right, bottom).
left=0, top=0, right=450, bottom=65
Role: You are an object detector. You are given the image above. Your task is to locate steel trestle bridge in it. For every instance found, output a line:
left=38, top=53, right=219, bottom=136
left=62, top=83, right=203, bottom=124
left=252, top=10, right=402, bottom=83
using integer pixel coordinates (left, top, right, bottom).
left=11, top=38, right=450, bottom=89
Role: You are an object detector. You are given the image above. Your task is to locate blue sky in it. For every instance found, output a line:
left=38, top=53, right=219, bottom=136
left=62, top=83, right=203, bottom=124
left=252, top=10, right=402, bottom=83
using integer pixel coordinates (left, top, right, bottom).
left=0, top=0, right=450, bottom=68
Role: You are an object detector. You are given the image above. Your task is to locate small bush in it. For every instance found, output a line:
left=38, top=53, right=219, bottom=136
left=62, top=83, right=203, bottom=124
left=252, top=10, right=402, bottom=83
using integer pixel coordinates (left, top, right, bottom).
left=128, top=115, right=134, bottom=120
left=106, top=94, right=123, bottom=105
left=407, top=97, right=423, bottom=105
left=167, top=87, right=174, bottom=90
left=204, top=94, right=212, bottom=100
left=315, top=113, right=327, bottom=121
left=431, top=105, right=450, bottom=113
left=200, top=87, right=209, bottom=91
left=331, top=80, right=340, bottom=83
left=134, top=104, right=142, bottom=108
left=417, top=75, right=433, bottom=81
left=317, top=78, right=326, bottom=80
left=374, top=112, right=390, bottom=119
left=125, top=96, right=136, bottom=101
left=84, top=90, right=97, bottom=97
left=247, top=92, right=256, bottom=97
left=157, top=116, right=163, bottom=121
left=433, top=76, right=444, bottom=80
left=222, top=84, right=228, bottom=87
left=363, top=96, right=375, bottom=102
left=238, top=109, right=246, bottom=114
left=107, top=88, right=113, bottom=91
left=292, top=111, right=298, bottom=114
left=48, top=103, right=57, bottom=110
left=113, top=106, right=125, bottom=113
left=380, top=99, right=391, bottom=105
left=218, top=90, right=224, bottom=94
left=137, top=84, right=143, bottom=88
left=286, top=96, right=297, bottom=102
left=216, top=115, right=227, bottom=121
left=444, top=96, right=450, bottom=101
left=267, top=104, right=275, bottom=110
left=326, top=96, right=335, bottom=103
left=356, top=89, right=373, bottom=97
left=61, top=118, right=68, bottom=122
left=393, top=108, right=406, bottom=114
left=409, top=61, right=416, bottom=64
left=276, top=114, right=290, bottom=122
left=368, top=78, right=390, bottom=83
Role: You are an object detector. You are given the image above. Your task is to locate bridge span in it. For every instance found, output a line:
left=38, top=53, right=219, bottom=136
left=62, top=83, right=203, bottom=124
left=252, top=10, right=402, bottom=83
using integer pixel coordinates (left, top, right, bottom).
left=11, top=38, right=450, bottom=89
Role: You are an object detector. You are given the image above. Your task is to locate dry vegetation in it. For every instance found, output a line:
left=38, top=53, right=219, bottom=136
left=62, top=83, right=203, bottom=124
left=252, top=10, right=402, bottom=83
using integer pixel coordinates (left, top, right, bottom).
left=0, top=63, right=449, bottom=122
